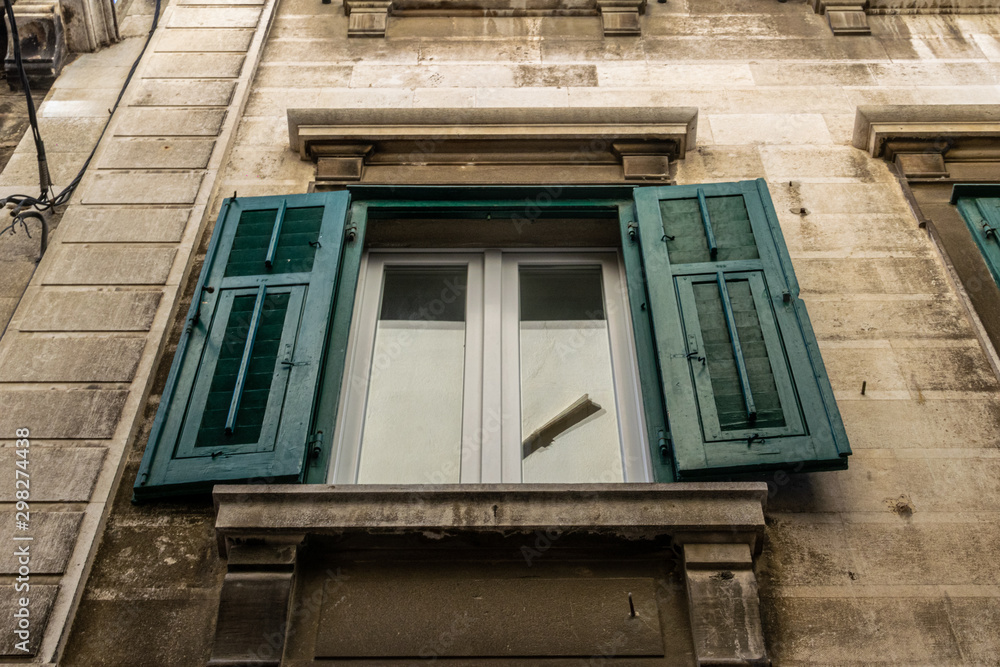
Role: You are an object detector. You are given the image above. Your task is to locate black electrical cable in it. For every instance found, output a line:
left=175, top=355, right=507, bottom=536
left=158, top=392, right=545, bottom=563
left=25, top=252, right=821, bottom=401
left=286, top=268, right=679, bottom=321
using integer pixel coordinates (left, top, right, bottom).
left=0, top=0, right=162, bottom=232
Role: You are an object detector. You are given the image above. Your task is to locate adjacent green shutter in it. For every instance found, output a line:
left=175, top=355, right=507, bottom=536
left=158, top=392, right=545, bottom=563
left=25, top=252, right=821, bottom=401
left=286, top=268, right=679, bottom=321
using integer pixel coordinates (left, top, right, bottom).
left=135, top=192, right=351, bottom=499
left=632, top=179, right=850, bottom=478
left=954, top=187, right=1000, bottom=288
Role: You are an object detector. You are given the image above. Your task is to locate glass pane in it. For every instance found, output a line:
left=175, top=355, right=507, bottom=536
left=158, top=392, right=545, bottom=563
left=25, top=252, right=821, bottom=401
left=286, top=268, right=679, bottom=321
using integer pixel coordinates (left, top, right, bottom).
left=693, top=278, right=785, bottom=432
left=357, top=267, right=468, bottom=483
left=518, top=266, right=624, bottom=483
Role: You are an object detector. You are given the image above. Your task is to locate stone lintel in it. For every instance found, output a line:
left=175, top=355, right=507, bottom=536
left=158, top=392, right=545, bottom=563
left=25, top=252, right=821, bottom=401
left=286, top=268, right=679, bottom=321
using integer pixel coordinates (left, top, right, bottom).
left=853, top=105, right=1000, bottom=160
left=214, top=483, right=768, bottom=556
left=683, top=543, right=767, bottom=665
left=290, top=107, right=696, bottom=185
left=342, top=0, right=647, bottom=37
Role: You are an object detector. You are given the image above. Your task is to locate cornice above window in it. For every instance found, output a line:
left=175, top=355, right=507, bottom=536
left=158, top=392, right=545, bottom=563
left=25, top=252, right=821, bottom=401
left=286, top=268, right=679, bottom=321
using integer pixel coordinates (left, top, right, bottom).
left=853, top=104, right=1000, bottom=177
left=341, top=0, right=646, bottom=37
left=287, top=106, right=698, bottom=187
left=813, top=0, right=1000, bottom=35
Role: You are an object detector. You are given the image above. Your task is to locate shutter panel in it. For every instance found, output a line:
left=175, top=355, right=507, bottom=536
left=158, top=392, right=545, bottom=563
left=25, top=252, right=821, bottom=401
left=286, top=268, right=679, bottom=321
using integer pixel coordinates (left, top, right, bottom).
left=955, top=190, right=1000, bottom=288
left=135, top=192, right=351, bottom=499
left=632, top=179, right=850, bottom=478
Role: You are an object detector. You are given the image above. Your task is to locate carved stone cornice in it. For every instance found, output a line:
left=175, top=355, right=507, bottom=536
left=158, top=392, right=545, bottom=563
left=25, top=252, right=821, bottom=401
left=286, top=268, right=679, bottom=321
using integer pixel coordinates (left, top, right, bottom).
left=813, top=0, right=1000, bottom=34
left=343, top=0, right=646, bottom=37
left=853, top=105, right=1000, bottom=164
left=288, top=106, right=698, bottom=186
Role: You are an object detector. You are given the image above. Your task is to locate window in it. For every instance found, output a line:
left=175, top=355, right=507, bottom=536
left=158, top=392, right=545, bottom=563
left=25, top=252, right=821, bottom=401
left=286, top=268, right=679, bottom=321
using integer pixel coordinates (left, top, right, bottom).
left=330, top=251, right=650, bottom=484
left=134, top=181, right=851, bottom=500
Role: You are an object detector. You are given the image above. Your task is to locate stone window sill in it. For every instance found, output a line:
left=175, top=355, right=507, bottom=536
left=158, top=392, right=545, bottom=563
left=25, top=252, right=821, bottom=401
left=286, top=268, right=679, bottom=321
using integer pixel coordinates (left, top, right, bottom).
left=213, top=482, right=767, bottom=555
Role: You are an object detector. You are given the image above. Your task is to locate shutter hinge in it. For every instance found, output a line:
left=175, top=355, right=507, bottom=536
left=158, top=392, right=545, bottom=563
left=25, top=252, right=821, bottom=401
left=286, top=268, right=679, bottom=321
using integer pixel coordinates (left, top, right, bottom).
left=308, top=431, right=324, bottom=461
left=627, top=221, right=638, bottom=242
left=782, top=291, right=791, bottom=304
left=345, top=219, right=358, bottom=243
left=657, top=428, right=671, bottom=459
left=187, top=286, right=216, bottom=332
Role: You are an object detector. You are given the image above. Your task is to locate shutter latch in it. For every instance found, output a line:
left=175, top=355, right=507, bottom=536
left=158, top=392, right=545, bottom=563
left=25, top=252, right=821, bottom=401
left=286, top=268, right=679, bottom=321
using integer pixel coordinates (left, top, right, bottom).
left=747, top=433, right=765, bottom=448
left=308, top=431, right=324, bottom=460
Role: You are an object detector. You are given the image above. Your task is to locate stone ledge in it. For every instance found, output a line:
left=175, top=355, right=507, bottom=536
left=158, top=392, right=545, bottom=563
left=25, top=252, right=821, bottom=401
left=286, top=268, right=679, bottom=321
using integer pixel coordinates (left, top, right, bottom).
left=214, top=483, right=767, bottom=554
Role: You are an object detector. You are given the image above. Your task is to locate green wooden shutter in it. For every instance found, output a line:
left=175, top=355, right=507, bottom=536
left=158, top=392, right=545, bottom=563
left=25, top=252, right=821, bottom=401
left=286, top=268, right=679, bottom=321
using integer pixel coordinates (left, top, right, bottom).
left=135, top=192, right=351, bottom=500
left=954, top=186, right=1000, bottom=288
left=631, top=179, right=850, bottom=478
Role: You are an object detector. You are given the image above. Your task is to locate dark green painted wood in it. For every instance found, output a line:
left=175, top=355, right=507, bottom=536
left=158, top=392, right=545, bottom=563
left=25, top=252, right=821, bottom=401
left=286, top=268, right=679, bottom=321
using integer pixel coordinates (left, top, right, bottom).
left=225, top=205, right=324, bottom=277
left=696, top=189, right=718, bottom=260
left=305, top=203, right=369, bottom=484
left=264, top=200, right=287, bottom=269
left=617, top=203, right=675, bottom=483
left=633, top=179, right=850, bottom=478
left=135, top=192, right=351, bottom=500
left=957, top=196, right=1000, bottom=289
left=677, top=271, right=802, bottom=444
left=223, top=284, right=268, bottom=435
left=713, top=272, right=757, bottom=426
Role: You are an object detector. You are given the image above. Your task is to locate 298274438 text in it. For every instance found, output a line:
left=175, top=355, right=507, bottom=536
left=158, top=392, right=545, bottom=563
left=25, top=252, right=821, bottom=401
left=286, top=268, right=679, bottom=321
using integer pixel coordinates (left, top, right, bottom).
left=12, top=428, right=32, bottom=653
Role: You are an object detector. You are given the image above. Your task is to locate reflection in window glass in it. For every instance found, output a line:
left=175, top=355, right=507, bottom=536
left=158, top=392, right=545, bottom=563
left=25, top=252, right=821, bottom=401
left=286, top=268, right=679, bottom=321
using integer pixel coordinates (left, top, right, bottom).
left=357, top=267, right=467, bottom=483
left=518, top=266, right=624, bottom=483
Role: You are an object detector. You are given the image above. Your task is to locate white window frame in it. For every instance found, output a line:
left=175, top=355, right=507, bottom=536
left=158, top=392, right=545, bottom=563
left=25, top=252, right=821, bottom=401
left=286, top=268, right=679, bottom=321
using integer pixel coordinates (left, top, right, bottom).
left=329, top=248, right=651, bottom=484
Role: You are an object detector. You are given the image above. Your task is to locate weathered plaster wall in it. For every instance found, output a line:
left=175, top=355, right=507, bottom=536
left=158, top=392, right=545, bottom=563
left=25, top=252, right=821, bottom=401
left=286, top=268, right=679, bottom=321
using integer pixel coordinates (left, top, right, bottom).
left=52, top=0, right=1000, bottom=664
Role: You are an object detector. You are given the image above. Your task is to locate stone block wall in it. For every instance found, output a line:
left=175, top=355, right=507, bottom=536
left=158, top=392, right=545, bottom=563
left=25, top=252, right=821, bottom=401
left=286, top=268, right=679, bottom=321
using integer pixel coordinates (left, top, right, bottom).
left=0, top=0, right=998, bottom=663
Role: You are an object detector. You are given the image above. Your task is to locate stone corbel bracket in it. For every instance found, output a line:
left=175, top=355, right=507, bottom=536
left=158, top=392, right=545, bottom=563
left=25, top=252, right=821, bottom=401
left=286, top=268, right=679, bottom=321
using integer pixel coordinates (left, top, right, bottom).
left=288, top=106, right=697, bottom=186
left=811, top=0, right=871, bottom=35
left=344, top=0, right=646, bottom=37
left=853, top=105, right=1000, bottom=181
left=214, top=483, right=768, bottom=665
